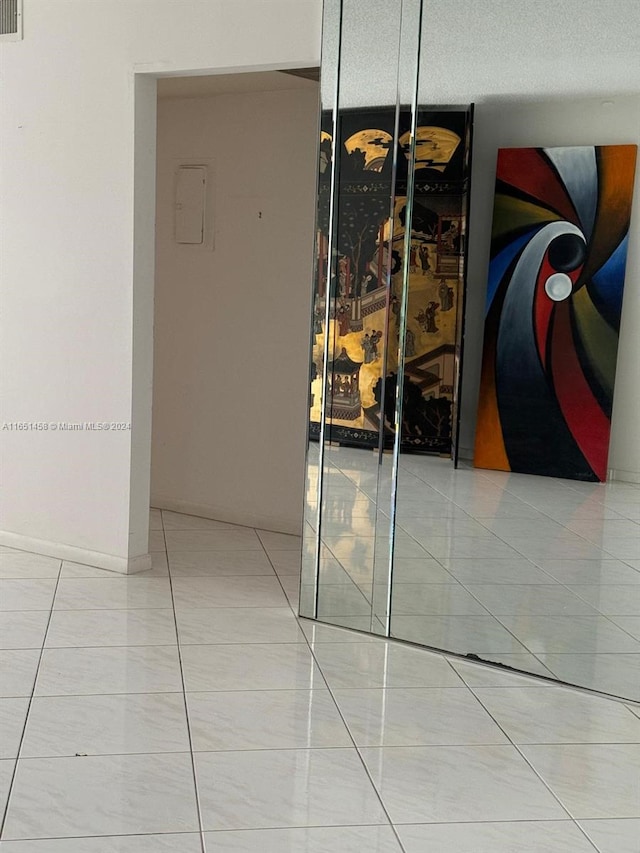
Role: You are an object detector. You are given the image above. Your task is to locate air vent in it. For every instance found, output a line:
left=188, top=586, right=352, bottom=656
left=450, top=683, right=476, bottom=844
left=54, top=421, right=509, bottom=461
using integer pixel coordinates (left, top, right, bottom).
left=0, top=0, right=22, bottom=40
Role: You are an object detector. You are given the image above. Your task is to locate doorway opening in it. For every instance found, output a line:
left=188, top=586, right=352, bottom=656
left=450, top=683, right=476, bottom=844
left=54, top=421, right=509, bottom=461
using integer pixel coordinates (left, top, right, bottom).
left=148, top=70, right=320, bottom=539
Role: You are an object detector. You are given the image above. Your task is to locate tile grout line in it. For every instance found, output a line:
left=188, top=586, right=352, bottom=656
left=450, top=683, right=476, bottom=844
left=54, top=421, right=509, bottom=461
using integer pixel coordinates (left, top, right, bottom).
left=455, top=507, right=640, bottom=645
left=171, top=508, right=637, bottom=843
left=321, top=453, right=640, bottom=693
left=283, top=524, right=636, bottom=845
left=293, top=616, right=637, bottom=707
left=257, top=535, right=411, bottom=853
left=2, top=506, right=637, bottom=846
left=477, top=604, right=639, bottom=701
left=296, top=603, right=608, bottom=845
left=290, top=511, right=637, bottom=704
left=0, top=559, right=63, bottom=839
left=413, top=526, right=640, bottom=698
left=444, top=579, right=580, bottom=681
left=464, top=683, right=603, bottom=853
left=8, top=739, right=638, bottom=759
left=396, top=461, right=634, bottom=562
left=162, top=511, right=208, bottom=853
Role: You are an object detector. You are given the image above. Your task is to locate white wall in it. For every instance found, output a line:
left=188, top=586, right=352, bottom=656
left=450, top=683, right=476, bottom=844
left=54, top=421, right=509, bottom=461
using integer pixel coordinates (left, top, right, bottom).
left=151, top=84, right=319, bottom=534
left=0, top=0, right=321, bottom=570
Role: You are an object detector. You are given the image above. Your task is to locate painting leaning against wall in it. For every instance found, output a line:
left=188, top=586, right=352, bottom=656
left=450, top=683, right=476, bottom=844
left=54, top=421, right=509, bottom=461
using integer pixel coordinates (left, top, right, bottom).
left=474, top=144, right=638, bottom=481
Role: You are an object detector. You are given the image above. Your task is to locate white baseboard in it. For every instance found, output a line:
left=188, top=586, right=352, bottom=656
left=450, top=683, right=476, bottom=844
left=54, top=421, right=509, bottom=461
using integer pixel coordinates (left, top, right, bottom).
left=457, top=452, right=639, bottom=485
left=0, top=531, right=152, bottom=575
left=151, top=494, right=302, bottom=536
left=608, top=468, right=640, bottom=485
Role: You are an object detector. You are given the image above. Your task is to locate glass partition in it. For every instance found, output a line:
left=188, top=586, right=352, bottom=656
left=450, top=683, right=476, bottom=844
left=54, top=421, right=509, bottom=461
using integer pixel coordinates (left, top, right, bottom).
left=300, top=0, right=422, bottom=633
left=301, top=0, right=639, bottom=704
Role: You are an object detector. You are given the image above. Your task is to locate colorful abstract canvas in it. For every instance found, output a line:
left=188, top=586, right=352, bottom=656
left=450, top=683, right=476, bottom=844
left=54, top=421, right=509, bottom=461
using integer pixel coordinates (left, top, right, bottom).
left=474, top=145, right=637, bottom=481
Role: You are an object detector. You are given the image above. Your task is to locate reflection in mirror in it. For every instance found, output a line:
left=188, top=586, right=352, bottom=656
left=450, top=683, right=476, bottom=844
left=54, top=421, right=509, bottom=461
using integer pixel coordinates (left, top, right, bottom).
left=384, top=104, right=478, bottom=649
left=389, top=458, right=640, bottom=701
left=302, top=0, right=639, bottom=705
left=369, top=0, right=423, bottom=637
left=299, top=0, right=341, bottom=620
left=300, top=0, right=418, bottom=632
left=386, top=47, right=639, bottom=701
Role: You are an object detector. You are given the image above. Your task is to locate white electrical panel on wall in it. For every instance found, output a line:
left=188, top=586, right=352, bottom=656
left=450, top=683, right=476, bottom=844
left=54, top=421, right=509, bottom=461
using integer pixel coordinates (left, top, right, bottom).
left=175, top=166, right=207, bottom=244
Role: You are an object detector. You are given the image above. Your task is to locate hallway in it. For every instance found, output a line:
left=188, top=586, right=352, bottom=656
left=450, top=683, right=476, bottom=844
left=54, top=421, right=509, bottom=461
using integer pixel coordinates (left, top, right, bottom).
left=0, top=511, right=638, bottom=851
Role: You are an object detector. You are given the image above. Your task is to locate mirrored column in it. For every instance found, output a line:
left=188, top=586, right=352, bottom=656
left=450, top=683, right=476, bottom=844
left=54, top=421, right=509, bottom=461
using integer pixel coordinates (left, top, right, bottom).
left=300, top=0, right=422, bottom=632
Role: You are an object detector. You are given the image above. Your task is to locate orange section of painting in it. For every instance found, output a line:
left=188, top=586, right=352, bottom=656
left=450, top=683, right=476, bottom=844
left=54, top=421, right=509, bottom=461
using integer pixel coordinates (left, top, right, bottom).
left=473, top=343, right=509, bottom=471
left=582, top=145, right=638, bottom=281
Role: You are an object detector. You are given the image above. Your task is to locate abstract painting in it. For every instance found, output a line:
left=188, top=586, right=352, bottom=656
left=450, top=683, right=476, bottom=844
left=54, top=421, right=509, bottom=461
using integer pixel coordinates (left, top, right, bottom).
left=474, top=144, right=637, bottom=481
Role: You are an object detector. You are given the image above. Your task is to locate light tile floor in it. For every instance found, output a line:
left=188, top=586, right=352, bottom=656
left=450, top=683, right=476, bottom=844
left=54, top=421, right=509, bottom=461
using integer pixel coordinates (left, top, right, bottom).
left=306, top=448, right=640, bottom=700
left=0, top=509, right=638, bottom=851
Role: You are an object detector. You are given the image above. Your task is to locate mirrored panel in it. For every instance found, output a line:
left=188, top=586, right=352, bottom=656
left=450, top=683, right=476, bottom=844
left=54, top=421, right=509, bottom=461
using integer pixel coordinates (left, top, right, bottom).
left=303, top=0, right=639, bottom=704
left=299, top=0, right=341, bottom=620
left=384, top=121, right=640, bottom=700
left=385, top=18, right=639, bottom=699
left=300, top=0, right=421, bottom=632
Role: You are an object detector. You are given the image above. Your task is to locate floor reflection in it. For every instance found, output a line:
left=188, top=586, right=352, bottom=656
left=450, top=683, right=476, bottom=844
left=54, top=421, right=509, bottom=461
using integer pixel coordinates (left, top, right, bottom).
left=305, top=446, right=640, bottom=700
